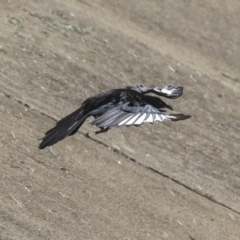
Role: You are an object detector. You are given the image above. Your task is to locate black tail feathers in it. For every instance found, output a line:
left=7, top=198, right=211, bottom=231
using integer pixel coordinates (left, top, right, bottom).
left=39, top=108, right=87, bottom=149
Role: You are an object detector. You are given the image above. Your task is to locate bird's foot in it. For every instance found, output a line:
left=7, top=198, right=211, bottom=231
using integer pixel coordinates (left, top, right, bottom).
left=94, top=127, right=109, bottom=134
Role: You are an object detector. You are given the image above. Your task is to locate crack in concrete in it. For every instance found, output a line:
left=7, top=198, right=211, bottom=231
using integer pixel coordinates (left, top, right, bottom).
left=1, top=89, right=240, bottom=216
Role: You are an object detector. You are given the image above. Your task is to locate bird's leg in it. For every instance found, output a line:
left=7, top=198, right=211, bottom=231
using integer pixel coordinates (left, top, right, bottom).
left=94, top=127, right=109, bottom=134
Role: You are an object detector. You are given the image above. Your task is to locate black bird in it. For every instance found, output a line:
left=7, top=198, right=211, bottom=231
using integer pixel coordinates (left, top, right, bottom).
left=39, top=85, right=190, bottom=149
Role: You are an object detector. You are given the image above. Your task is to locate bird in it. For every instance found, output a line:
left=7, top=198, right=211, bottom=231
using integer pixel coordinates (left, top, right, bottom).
left=39, top=85, right=190, bottom=149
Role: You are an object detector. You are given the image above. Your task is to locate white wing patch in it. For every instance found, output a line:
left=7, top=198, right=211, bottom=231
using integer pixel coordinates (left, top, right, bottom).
left=160, top=86, right=175, bottom=95
left=114, top=113, right=169, bottom=126
left=155, top=114, right=168, bottom=121
left=134, top=113, right=147, bottom=125
left=144, top=114, right=153, bottom=123
left=118, top=115, right=135, bottom=126
left=124, top=113, right=141, bottom=125
left=118, top=112, right=169, bottom=126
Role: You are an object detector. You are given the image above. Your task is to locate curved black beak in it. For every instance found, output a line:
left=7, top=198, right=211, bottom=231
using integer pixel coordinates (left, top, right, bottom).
left=165, top=103, right=173, bottom=111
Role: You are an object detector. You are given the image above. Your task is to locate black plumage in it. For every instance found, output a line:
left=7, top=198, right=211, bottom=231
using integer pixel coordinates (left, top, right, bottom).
left=39, top=85, right=190, bottom=149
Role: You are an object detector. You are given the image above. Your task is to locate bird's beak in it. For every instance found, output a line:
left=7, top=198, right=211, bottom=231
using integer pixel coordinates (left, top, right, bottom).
left=165, top=104, right=173, bottom=111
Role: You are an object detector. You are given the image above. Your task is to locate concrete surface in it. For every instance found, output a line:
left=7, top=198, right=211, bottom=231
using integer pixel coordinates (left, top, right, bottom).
left=0, top=0, right=240, bottom=239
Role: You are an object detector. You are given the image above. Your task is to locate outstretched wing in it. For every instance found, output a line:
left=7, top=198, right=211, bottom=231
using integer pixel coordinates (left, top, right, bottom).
left=90, top=104, right=190, bottom=129
left=127, top=85, right=183, bottom=99
left=151, top=85, right=184, bottom=99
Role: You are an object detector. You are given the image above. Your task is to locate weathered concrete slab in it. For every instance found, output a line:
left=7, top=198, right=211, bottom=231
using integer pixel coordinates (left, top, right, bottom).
left=0, top=89, right=239, bottom=240
left=0, top=0, right=240, bottom=239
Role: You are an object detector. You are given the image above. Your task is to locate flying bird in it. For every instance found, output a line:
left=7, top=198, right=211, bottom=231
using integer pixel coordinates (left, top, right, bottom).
left=39, top=85, right=190, bottom=149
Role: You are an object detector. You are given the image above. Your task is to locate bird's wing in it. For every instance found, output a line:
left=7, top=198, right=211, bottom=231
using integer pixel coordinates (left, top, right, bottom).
left=90, top=104, right=189, bottom=129
left=151, top=85, right=183, bottom=99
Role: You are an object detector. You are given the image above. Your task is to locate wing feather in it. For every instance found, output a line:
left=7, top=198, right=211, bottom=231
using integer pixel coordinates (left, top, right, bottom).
left=134, top=113, right=147, bottom=125
left=90, top=102, right=187, bottom=129
left=124, top=113, right=141, bottom=125
left=118, top=114, right=135, bottom=126
left=144, top=114, right=153, bottom=123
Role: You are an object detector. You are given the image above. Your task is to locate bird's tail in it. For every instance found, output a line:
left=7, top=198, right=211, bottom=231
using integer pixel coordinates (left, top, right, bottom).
left=39, top=108, right=87, bottom=149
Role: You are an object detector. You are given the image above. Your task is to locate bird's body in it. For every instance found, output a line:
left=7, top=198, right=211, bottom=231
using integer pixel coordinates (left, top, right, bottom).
left=39, top=85, right=190, bottom=149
